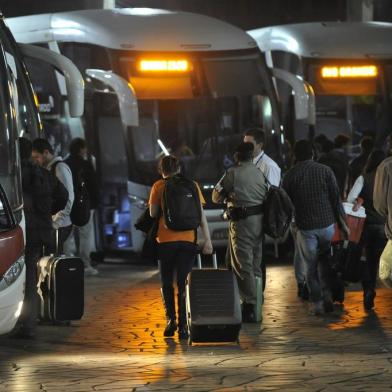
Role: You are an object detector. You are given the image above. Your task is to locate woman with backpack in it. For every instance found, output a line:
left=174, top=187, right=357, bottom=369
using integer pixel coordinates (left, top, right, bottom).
left=149, top=155, right=213, bottom=339
left=347, top=150, right=387, bottom=310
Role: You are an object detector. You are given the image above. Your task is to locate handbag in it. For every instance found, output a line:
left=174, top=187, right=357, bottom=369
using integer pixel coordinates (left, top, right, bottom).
left=134, top=207, right=154, bottom=233
left=379, top=240, right=392, bottom=288
left=330, top=240, right=364, bottom=283
left=142, top=209, right=162, bottom=261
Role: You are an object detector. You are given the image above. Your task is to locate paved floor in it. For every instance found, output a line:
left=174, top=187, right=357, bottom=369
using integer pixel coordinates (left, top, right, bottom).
left=1, top=257, right=392, bottom=391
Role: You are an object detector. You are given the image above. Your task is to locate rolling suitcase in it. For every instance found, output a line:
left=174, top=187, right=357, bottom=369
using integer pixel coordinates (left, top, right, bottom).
left=37, top=232, right=84, bottom=322
left=186, top=253, right=242, bottom=345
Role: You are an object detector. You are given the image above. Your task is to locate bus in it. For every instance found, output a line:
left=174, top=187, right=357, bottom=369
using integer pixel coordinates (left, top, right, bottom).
left=0, top=12, right=84, bottom=334
left=8, top=8, right=314, bottom=254
left=249, top=22, right=392, bottom=149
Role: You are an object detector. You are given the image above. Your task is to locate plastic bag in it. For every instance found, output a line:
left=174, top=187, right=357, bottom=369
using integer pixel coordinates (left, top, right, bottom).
left=379, top=240, right=392, bottom=288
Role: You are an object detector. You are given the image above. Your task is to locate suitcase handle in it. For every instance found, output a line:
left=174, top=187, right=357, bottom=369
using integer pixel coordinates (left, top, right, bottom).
left=196, top=252, right=218, bottom=269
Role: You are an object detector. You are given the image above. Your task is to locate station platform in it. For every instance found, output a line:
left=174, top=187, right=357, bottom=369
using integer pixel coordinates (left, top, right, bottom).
left=1, top=257, right=392, bottom=391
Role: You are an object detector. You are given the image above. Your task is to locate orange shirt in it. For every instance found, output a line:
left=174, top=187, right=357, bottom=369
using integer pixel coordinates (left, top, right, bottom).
left=149, top=179, right=205, bottom=243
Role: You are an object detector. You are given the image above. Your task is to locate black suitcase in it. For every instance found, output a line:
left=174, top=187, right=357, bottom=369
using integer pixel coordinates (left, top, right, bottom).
left=330, top=240, right=364, bottom=283
left=38, top=254, right=84, bottom=322
left=186, top=253, right=242, bottom=345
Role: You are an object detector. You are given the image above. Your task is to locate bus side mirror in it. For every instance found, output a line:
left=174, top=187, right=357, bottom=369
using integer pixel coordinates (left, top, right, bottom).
left=85, top=69, right=139, bottom=128
left=18, top=43, right=84, bottom=117
left=272, top=68, right=315, bottom=126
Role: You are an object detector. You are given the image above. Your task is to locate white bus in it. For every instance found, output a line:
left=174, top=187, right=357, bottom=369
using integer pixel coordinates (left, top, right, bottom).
left=8, top=8, right=313, bottom=254
left=249, top=22, right=392, bottom=149
left=0, top=12, right=83, bottom=334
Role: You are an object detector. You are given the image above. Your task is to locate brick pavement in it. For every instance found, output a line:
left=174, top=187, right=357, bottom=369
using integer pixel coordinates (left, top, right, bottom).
left=1, top=259, right=392, bottom=391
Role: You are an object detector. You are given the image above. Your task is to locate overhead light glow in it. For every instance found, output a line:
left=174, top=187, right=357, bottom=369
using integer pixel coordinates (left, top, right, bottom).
left=321, top=65, right=378, bottom=78
left=139, top=60, right=189, bottom=72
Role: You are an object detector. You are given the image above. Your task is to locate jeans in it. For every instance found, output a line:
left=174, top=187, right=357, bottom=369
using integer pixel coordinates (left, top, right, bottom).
left=296, top=224, right=335, bottom=303
left=291, top=223, right=306, bottom=285
left=158, top=241, right=197, bottom=327
left=362, top=224, right=387, bottom=291
left=64, top=211, right=96, bottom=268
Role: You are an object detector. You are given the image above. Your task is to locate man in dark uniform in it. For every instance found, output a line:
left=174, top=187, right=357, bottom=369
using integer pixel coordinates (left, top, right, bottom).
left=15, top=138, right=56, bottom=338
left=212, top=142, right=267, bottom=322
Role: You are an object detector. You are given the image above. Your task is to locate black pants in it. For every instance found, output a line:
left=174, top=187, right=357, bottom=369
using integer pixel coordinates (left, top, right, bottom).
left=158, top=242, right=197, bottom=326
left=18, top=227, right=58, bottom=333
left=362, top=224, right=387, bottom=291
left=17, top=245, right=41, bottom=332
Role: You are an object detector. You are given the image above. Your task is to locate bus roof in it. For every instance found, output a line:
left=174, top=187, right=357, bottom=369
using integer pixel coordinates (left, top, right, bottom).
left=7, top=8, right=257, bottom=52
left=248, top=22, right=392, bottom=59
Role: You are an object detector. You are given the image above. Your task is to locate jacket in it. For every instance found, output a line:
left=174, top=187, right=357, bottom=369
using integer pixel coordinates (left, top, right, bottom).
left=212, top=161, right=267, bottom=208
left=374, top=157, right=392, bottom=239
left=282, top=160, right=342, bottom=231
left=21, top=159, right=54, bottom=246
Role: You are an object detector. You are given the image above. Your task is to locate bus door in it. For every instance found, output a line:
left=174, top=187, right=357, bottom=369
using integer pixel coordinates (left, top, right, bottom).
left=85, top=70, right=143, bottom=252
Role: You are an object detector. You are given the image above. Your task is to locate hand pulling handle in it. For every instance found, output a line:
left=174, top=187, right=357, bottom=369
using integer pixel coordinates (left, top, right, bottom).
left=196, top=252, right=217, bottom=269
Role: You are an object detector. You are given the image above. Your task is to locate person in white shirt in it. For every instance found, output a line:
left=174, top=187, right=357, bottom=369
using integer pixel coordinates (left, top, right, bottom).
left=32, top=138, right=74, bottom=254
left=243, top=128, right=281, bottom=186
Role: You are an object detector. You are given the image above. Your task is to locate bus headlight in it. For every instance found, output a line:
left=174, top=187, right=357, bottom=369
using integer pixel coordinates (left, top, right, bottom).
left=0, top=256, right=25, bottom=291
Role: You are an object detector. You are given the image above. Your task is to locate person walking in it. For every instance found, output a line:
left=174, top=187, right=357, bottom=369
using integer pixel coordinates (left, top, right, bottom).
left=243, top=127, right=281, bottom=293
left=213, top=142, right=267, bottom=322
left=348, top=136, right=374, bottom=188
left=318, top=134, right=350, bottom=198
left=32, top=138, right=74, bottom=254
left=373, top=153, right=392, bottom=296
left=347, top=150, right=387, bottom=310
left=149, top=155, right=213, bottom=339
left=282, top=140, right=348, bottom=315
left=65, top=138, right=99, bottom=276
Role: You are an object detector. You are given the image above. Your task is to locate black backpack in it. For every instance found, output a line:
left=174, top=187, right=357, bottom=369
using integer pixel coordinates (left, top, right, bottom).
left=70, top=168, right=91, bottom=227
left=53, top=161, right=90, bottom=226
left=51, top=176, right=69, bottom=215
left=263, top=184, right=294, bottom=239
left=162, top=175, right=202, bottom=231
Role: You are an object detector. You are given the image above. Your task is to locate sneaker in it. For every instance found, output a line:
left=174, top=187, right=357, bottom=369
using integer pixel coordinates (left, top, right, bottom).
left=163, top=320, right=177, bottom=337
left=364, top=289, right=376, bottom=310
left=309, top=301, right=324, bottom=316
left=85, top=266, right=99, bottom=276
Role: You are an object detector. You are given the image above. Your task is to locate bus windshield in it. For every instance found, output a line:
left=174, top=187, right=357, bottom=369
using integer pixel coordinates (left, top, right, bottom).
left=129, top=94, right=272, bottom=186
left=117, top=51, right=277, bottom=191
left=308, top=61, right=392, bottom=147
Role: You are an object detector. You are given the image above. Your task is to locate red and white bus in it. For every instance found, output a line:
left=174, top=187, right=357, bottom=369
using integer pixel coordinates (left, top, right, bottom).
left=0, top=11, right=83, bottom=334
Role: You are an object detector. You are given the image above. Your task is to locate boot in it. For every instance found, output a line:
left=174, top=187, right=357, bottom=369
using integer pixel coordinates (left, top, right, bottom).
left=364, top=289, right=376, bottom=311
left=161, top=287, right=177, bottom=337
left=177, top=293, right=189, bottom=340
left=242, top=303, right=256, bottom=323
